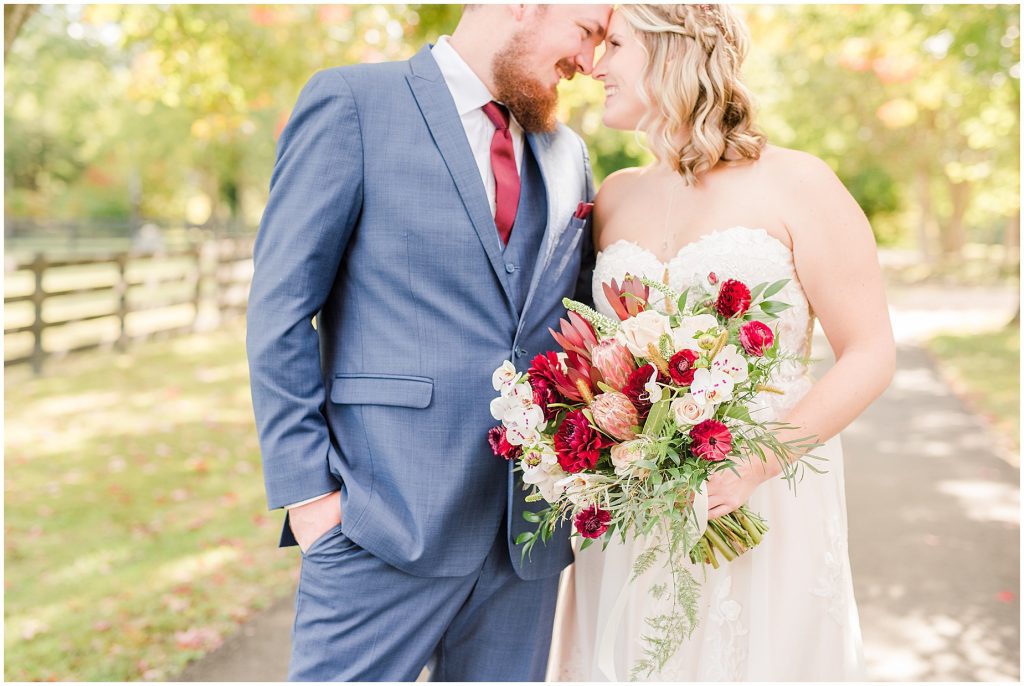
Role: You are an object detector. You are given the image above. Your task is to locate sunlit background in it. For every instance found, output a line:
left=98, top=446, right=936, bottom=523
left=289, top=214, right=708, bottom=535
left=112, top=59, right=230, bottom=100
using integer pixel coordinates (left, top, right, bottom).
left=4, top=4, right=1019, bottom=682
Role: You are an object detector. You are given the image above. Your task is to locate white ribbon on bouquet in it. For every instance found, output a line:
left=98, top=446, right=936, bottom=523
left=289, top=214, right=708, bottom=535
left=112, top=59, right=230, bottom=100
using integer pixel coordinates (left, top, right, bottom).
left=596, top=486, right=709, bottom=681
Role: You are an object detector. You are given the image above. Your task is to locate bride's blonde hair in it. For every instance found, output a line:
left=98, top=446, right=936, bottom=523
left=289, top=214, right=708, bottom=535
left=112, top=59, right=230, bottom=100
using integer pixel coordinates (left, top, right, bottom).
left=618, top=4, right=767, bottom=185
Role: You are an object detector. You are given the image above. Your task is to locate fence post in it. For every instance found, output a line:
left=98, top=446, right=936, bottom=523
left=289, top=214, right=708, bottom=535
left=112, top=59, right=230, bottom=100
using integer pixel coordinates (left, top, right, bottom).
left=30, top=253, right=46, bottom=376
left=191, top=245, right=202, bottom=332
left=115, top=253, right=129, bottom=352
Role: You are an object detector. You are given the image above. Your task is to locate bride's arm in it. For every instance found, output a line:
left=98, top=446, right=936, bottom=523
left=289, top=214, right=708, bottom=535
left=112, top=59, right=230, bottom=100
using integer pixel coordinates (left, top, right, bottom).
left=707, top=152, right=895, bottom=516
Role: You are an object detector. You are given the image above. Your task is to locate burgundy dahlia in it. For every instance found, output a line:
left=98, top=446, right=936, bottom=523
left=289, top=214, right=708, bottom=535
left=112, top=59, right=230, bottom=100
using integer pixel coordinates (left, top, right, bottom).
left=622, top=364, right=656, bottom=421
left=690, top=419, right=733, bottom=462
left=554, top=410, right=609, bottom=473
left=715, top=279, right=752, bottom=318
left=668, top=349, right=700, bottom=386
left=531, top=377, right=560, bottom=421
left=574, top=505, right=612, bottom=539
left=739, top=320, right=775, bottom=357
left=488, top=426, right=522, bottom=461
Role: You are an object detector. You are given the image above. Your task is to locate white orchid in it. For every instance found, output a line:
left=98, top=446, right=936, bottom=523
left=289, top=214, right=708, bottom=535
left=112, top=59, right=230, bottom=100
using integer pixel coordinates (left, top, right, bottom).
left=690, top=367, right=735, bottom=406
left=643, top=366, right=664, bottom=404
left=554, top=473, right=595, bottom=507
left=489, top=382, right=534, bottom=421
left=491, top=360, right=520, bottom=392
left=711, top=344, right=750, bottom=383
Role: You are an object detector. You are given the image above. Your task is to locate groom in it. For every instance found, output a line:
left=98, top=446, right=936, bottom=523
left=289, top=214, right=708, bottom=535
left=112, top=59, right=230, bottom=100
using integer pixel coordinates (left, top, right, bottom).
left=247, top=4, right=611, bottom=681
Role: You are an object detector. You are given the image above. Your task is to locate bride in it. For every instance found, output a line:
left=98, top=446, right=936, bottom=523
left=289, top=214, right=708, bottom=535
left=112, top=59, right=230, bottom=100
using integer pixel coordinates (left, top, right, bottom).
left=548, top=4, right=895, bottom=681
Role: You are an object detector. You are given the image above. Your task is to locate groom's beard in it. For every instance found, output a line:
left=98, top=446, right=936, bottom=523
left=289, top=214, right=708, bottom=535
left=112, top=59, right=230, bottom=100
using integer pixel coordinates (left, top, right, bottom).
left=492, top=33, right=572, bottom=134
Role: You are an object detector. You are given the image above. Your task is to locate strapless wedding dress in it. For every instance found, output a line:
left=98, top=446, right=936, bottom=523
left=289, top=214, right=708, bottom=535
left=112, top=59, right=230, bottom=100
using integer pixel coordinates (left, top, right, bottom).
left=547, top=227, right=866, bottom=681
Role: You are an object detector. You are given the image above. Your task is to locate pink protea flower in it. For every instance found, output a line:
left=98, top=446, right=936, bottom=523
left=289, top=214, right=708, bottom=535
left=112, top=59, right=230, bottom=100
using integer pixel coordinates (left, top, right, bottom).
left=549, top=311, right=599, bottom=361
left=590, top=391, right=640, bottom=441
left=602, top=274, right=650, bottom=321
left=690, top=419, right=733, bottom=462
left=591, top=340, right=637, bottom=391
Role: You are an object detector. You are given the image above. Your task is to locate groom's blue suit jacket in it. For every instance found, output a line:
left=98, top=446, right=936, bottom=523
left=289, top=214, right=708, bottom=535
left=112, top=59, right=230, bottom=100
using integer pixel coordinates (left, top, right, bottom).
left=247, top=45, right=594, bottom=580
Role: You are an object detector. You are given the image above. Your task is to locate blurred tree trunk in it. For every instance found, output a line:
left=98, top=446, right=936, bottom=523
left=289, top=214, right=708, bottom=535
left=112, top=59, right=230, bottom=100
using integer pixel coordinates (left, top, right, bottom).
left=4, top=5, right=37, bottom=58
left=914, top=167, right=939, bottom=264
left=1003, top=210, right=1019, bottom=267
left=941, top=179, right=970, bottom=258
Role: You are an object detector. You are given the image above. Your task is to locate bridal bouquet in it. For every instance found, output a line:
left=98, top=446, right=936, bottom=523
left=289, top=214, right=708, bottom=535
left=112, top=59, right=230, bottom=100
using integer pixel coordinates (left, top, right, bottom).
left=489, top=271, right=822, bottom=677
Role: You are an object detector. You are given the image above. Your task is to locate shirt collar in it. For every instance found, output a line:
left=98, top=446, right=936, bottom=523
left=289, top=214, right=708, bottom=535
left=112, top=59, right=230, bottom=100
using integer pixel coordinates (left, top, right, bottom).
left=431, top=36, right=494, bottom=116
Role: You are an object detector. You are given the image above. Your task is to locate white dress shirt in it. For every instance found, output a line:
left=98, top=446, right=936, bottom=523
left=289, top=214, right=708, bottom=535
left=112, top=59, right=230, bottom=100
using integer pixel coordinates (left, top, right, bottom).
left=284, top=38, right=525, bottom=512
left=431, top=35, right=525, bottom=217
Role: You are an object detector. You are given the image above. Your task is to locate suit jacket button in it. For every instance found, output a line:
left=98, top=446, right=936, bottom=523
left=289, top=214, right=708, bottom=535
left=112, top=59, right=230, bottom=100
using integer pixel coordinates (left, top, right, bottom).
left=505, top=263, right=516, bottom=274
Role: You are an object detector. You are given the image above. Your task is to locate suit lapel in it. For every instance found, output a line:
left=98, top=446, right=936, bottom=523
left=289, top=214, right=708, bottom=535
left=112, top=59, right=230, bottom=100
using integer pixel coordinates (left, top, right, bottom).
left=405, top=46, right=516, bottom=314
left=516, top=131, right=577, bottom=325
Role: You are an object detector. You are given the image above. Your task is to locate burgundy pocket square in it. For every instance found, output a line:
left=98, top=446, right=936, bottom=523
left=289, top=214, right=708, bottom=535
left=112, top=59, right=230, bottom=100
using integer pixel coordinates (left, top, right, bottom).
left=574, top=202, right=594, bottom=220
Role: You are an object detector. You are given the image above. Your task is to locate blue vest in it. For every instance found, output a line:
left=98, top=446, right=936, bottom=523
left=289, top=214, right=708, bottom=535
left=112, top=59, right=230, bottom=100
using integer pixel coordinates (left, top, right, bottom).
left=502, top=140, right=548, bottom=315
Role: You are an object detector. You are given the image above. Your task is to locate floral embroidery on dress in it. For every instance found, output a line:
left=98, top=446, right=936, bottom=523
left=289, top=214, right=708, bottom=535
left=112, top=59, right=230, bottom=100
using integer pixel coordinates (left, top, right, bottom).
left=809, top=515, right=849, bottom=625
left=702, top=576, right=748, bottom=680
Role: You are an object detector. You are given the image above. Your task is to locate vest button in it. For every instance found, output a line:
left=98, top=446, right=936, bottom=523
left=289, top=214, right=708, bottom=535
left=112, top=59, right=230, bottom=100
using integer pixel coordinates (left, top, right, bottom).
left=505, top=262, right=516, bottom=274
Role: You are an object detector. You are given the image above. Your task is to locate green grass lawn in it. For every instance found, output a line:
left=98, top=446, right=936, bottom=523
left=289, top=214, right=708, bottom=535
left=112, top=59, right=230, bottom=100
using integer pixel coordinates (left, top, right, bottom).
left=4, top=323, right=299, bottom=681
left=929, top=323, right=1020, bottom=452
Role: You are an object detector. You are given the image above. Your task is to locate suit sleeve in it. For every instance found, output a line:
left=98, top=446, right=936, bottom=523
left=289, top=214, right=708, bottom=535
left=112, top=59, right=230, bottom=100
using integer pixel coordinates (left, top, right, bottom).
left=573, top=136, right=597, bottom=308
left=246, top=70, right=363, bottom=510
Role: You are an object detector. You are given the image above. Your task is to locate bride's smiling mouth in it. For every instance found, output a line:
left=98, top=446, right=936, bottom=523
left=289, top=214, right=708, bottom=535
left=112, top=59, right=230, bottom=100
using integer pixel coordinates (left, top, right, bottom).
left=604, top=85, right=619, bottom=99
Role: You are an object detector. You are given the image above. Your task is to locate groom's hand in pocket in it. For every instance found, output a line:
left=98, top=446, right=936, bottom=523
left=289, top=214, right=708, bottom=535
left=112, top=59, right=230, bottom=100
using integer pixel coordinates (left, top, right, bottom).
left=290, top=491, right=342, bottom=553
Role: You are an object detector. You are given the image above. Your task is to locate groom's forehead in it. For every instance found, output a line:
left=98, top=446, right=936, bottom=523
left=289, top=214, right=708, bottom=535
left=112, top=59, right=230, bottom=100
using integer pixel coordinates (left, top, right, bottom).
left=549, top=4, right=612, bottom=36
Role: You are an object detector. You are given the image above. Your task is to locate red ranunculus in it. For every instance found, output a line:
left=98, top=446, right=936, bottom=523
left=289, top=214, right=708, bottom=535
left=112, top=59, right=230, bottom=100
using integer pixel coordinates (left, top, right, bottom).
left=690, top=419, right=733, bottom=462
left=739, top=320, right=775, bottom=356
left=488, top=426, right=522, bottom=461
left=554, top=410, right=609, bottom=473
left=574, top=505, right=612, bottom=538
left=668, top=349, right=700, bottom=386
left=715, top=279, right=752, bottom=318
left=622, top=363, right=656, bottom=421
left=531, top=377, right=559, bottom=421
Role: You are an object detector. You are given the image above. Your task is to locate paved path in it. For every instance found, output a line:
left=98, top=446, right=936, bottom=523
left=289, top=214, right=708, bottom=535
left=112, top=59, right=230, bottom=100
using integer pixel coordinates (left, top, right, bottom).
left=178, top=287, right=1019, bottom=681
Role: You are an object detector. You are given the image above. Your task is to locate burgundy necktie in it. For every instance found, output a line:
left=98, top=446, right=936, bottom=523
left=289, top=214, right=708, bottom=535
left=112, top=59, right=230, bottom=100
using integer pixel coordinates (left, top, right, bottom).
left=481, top=101, right=520, bottom=245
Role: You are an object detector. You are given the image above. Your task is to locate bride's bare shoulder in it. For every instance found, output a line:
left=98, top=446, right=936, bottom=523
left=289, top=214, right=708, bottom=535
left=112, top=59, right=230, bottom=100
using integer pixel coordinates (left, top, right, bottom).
left=593, top=167, right=653, bottom=245
left=757, top=145, right=869, bottom=241
left=595, top=166, right=649, bottom=206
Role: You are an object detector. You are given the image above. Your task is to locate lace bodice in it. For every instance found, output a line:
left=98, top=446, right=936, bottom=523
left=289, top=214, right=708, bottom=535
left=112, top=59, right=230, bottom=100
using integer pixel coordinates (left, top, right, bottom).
left=593, top=226, right=815, bottom=416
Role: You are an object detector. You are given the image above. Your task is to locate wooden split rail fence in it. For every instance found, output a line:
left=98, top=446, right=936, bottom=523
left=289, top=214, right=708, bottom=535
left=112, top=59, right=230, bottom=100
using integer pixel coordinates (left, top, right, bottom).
left=4, top=237, right=255, bottom=375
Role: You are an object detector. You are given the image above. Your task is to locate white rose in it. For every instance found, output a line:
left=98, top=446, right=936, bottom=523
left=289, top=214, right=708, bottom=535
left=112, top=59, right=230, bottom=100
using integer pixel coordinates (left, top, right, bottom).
left=610, top=440, right=646, bottom=476
left=619, top=310, right=672, bottom=357
left=491, top=360, right=519, bottom=392
left=690, top=367, right=735, bottom=406
left=671, top=314, right=719, bottom=352
left=711, top=344, right=749, bottom=383
left=671, top=394, right=714, bottom=426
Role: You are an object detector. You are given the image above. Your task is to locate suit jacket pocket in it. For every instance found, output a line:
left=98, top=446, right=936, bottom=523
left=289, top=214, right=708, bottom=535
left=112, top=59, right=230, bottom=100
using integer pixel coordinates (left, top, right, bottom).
left=330, top=373, right=433, bottom=408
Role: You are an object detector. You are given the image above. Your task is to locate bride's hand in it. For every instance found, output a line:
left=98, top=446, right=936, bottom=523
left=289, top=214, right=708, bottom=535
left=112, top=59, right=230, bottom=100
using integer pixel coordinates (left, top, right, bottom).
left=705, top=458, right=775, bottom=520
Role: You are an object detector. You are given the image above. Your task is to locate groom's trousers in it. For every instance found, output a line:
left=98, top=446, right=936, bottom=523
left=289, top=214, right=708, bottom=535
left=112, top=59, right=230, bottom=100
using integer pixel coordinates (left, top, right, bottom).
left=288, top=516, right=561, bottom=681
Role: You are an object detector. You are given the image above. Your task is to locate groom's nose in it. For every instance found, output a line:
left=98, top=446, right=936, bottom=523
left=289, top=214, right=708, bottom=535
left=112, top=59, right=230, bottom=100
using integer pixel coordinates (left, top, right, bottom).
left=575, top=47, right=597, bottom=75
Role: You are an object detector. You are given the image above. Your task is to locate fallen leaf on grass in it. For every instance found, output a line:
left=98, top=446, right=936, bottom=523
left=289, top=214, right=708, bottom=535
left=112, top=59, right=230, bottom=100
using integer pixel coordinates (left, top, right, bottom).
left=174, top=627, right=222, bottom=651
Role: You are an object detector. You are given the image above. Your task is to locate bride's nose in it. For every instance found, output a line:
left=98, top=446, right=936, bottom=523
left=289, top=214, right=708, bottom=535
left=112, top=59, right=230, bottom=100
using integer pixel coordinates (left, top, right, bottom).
left=593, top=53, right=608, bottom=81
